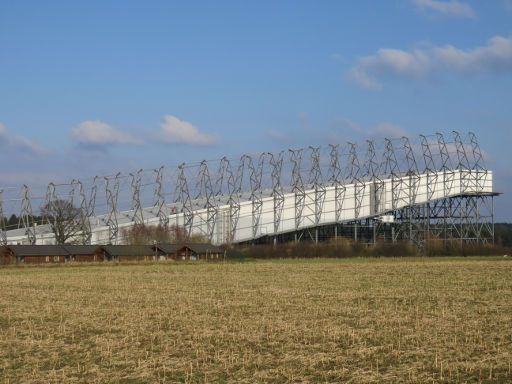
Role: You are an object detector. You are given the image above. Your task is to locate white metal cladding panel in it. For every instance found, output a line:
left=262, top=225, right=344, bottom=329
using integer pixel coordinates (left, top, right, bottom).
left=210, top=170, right=493, bottom=243
left=7, top=170, right=493, bottom=245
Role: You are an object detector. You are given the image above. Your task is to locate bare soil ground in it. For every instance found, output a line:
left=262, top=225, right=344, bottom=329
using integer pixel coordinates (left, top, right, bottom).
left=1, top=257, right=511, bottom=383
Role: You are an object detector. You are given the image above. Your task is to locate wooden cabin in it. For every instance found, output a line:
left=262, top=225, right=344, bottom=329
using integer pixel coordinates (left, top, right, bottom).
left=153, top=244, right=180, bottom=260
left=153, top=243, right=224, bottom=260
left=63, top=245, right=104, bottom=262
left=100, top=245, right=156, bottom=262
left=0, top=243, right=225, bottom=266
left=186, top=244, right=224, bottom=261
left=154, top=243, right=224, bottom=261
left=6, top=245, right=68, bottom=264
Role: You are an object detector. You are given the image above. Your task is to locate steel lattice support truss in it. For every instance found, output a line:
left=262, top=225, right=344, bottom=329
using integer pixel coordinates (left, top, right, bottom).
left=2, top=131, right=498, bottom=249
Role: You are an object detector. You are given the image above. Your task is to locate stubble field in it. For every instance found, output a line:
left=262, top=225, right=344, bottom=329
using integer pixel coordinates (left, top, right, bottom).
left=1, top=257, right=511, bottom=383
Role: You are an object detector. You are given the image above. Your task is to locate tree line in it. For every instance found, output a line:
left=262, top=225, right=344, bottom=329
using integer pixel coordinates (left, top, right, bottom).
left=1, top=199, right=209, bottom=245
left=3, top=200, right=512, bottom=248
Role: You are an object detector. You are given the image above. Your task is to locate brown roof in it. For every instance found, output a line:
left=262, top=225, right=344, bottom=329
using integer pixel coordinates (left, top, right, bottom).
left=7, top=245, right=69, bottom=256
left=63, top=245, right=102, bottom=255
left=155, top=243, right=223, bottom=255
left=154, top=243, right=181, bottom=254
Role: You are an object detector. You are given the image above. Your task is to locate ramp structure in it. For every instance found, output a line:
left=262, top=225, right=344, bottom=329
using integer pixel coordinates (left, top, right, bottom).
left=0, top=132, right=497, bottom=249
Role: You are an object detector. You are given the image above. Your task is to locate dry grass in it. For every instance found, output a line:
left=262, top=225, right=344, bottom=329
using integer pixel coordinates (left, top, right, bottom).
left=1, top=258, right=511, bottom=383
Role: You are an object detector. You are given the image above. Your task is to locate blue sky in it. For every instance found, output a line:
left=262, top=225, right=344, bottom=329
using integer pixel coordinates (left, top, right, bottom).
left=1, top=0, right=512, bottom=220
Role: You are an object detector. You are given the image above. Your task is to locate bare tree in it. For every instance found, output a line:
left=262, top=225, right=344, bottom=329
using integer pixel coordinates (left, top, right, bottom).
left=40, top=199, right=84, bottom=244
left=122, top=223, right=209, bottom=245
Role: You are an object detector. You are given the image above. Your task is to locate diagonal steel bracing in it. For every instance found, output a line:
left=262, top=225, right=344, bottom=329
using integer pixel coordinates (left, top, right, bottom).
left=104, top=173, right=121, bottom=244
left=196, top=160, right=217, bottom=240
left=215, top=157, right=238, bottom=243
left=175, top=164, right=193, bottom=238
left=269, top=152, right=285, bottom=237
left=328, top=144, right=346, bottom=224
left=2, top=132, right=495, bottom=249
left=20, top=185, right=36, bottom=245
left=153, top=166, right=169, bottom=227
left=130, top=169, right=144, bottom=225
left=289, top=149, right=306, bottom=237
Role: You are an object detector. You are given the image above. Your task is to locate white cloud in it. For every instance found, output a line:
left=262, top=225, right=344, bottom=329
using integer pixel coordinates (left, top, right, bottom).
left=330, top=118, right=410, bottom=142
left=414, top=0, right=476, bottom=18
left=331, top=117, right=365, bottom=136
left=348, top=35, right=512, bottom=89
left=158, top=115, right=217, bottom=146
left=71, top=120, right=142, bottom=147
left=267, top=130, right=292, bottom=144
left=348, top=68, right=382, bottom=90
left=370, top=123, right=409, bottom=139
left=0, top=122, right=50, bottom=155
left=434, top=36, right=512, bottom=72
left=10, top=136, right=51, bottom=154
